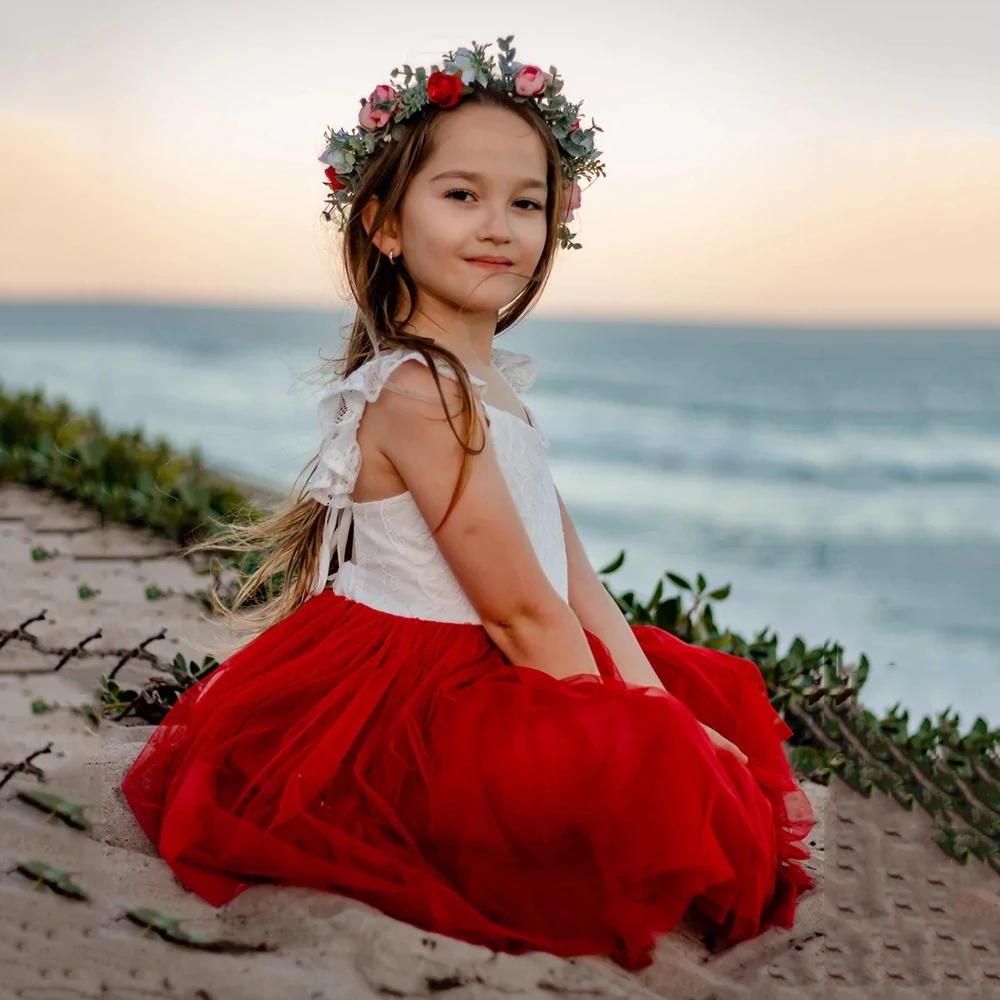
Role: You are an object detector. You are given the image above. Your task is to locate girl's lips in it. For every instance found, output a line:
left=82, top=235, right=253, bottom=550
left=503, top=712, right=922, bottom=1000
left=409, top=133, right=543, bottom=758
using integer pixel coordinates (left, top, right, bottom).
left=466, top=258, right=514, bottom=269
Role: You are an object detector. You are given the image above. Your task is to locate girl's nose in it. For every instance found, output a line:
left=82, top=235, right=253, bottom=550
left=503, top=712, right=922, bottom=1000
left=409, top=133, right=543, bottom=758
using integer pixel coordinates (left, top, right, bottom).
left=477, top=200, right=514, bottom=243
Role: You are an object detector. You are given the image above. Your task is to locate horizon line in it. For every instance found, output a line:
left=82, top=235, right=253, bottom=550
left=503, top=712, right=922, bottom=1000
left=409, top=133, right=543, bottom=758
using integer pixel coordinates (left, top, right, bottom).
left=1, top=293, right=999, bottom=334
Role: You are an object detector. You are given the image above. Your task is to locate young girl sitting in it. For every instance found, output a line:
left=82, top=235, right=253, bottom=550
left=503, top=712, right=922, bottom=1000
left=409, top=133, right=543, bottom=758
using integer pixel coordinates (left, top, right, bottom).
left=121, top=35, right=817, bottom=972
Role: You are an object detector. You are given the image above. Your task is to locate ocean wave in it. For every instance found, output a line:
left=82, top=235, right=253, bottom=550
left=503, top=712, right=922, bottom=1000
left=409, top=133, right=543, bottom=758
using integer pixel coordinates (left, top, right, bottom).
left=550, top=457, right=1000, bottom=544
left=555, top=436, right=1000, bottom=488
left=531, top=396, right=1000, bottom=487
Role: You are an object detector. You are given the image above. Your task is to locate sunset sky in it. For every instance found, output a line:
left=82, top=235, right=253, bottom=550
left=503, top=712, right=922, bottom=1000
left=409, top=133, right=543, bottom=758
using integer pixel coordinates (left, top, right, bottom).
left=2, top=0, right=998, bottom=323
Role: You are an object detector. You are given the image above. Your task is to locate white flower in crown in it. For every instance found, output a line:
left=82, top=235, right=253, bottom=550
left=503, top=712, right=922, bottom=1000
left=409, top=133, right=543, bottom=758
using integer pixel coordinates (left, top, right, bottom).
left=319, top=147, right=353, bottom=174
left=447, top=47, right=480, bottom=86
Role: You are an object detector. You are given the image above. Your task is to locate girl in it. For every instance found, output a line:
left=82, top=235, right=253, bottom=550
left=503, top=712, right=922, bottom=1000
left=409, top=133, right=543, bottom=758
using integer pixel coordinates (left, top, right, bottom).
left=121, top=37, right=817, bottom=973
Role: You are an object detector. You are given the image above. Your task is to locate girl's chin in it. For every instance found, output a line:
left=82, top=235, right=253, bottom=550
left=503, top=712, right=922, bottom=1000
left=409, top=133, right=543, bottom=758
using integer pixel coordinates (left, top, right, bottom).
left=447, top=282, right=522, bottom=310
left=466, top=294, right=519, bottom=313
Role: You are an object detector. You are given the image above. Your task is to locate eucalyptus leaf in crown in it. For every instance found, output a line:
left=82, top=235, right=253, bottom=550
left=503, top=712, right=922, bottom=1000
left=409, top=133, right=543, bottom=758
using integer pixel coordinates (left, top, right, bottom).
left=318, top=35, right=605, bottom=251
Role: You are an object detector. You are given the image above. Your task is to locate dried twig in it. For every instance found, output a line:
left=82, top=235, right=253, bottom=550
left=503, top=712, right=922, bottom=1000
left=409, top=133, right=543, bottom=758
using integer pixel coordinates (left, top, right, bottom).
left=0, top=741, right=54, bottom=792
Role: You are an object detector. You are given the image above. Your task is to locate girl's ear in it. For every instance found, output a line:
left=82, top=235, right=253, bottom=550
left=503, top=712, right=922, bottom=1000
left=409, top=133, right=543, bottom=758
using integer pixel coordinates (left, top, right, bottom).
left=360, top=195, right=401, bottom=257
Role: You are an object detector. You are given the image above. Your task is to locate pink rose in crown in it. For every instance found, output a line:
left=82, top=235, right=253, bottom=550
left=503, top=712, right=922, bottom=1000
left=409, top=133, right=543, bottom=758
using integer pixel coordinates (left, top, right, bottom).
left=562, top=181, right=582, bottom=222
left=358, top=101, right=387, bottom=131
left=358, top=83, right=397, bottom=131
left=514, top=65, right=551, bottom=97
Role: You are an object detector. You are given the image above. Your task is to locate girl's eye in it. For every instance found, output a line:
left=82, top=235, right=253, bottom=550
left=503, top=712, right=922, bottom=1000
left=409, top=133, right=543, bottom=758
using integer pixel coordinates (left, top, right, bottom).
left=444, top=189, right=543, bottom=211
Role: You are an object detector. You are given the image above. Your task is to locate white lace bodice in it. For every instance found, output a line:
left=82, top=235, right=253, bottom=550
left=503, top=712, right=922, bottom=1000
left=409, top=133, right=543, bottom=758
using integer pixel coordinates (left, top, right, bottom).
left=306, top=344, right=567, bottom=623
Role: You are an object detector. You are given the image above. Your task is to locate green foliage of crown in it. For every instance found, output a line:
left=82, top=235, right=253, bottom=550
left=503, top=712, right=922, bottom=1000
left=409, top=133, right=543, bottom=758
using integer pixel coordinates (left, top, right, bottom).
left=318, top=35, right=605, bottom=251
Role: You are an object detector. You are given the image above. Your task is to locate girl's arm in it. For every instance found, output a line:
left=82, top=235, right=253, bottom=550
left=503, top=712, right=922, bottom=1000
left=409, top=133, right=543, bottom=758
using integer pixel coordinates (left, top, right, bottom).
left=556, top=488, right=749, bottom=762
left=368, top=361, right=600, bottom=681
left=555, top=487, right=666, bottom=690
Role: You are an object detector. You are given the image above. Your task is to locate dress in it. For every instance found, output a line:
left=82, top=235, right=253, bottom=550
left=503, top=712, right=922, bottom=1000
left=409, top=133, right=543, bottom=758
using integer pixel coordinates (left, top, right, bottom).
left=120, top=344, right=817, bottom=972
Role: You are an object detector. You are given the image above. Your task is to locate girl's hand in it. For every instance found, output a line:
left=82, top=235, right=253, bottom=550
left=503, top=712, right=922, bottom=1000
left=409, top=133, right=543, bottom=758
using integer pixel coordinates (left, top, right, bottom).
left=701, top=723, right=748, bottom=765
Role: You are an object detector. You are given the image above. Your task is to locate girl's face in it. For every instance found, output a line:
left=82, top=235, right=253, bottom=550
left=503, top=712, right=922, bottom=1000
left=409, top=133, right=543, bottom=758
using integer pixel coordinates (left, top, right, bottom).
left=393, top=103, right=550, bottom=318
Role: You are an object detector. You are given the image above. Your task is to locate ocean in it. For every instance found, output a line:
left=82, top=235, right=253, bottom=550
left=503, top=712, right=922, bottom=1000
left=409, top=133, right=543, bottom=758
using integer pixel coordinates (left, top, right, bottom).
left=2, top=301, right=998, bottom=725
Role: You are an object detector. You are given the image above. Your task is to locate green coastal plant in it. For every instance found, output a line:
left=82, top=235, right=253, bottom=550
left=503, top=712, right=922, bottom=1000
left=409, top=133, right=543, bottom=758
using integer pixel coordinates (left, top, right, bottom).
left=0, top=381, right=257, bottom=545
left=15, top=859, right=90, bottom=900
left=2, top=381, right=998, bottom=872
left=16, top=789, right=93, bottom=832
left=598, top=552, right=1000, bottom=871
left=99, top=652, right=219, bottom=723
left=123, top=907, right=276, bottom=952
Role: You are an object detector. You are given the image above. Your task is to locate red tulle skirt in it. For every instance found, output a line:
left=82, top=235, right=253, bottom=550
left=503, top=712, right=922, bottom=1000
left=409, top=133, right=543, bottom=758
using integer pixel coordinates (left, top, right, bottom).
left=121, top=589, right=817, bottom=971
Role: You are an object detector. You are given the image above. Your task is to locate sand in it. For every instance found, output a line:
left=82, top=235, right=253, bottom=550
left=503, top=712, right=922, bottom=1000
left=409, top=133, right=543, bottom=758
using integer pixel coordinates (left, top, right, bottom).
left=1, top=479, right=998, bottom=999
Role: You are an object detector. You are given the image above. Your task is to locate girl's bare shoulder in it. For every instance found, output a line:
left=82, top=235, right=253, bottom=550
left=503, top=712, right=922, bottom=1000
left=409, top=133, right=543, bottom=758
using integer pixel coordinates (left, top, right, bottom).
left=372, top=355, right=472, bottom=425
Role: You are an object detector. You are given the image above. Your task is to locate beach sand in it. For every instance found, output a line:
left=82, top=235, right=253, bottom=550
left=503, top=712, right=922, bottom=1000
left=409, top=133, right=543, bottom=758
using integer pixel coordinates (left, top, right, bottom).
left=2, top=480, right=998, bottom=998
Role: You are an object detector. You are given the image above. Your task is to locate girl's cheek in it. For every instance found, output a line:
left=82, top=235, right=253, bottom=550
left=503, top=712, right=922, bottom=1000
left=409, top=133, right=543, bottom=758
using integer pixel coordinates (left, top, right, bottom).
left=521, top=215, right=548, bottom=247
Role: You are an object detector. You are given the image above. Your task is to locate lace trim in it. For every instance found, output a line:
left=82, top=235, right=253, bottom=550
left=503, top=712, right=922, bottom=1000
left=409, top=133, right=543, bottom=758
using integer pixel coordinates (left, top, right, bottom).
left=491, top=347, right=539, bottom=393
left=306, top=344, right=538, bottom=596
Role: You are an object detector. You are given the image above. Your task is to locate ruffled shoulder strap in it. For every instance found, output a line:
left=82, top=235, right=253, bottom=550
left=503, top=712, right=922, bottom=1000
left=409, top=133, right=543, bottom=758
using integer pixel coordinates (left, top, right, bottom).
left=305, top=347, right=486, bottom=596
left=309, top=350, right=468, bottom=498
left=308, top=345, right=538, bottom=511
left=305, top=345, right=540, bottom=596
left=491, top=346, right=539, bottom=394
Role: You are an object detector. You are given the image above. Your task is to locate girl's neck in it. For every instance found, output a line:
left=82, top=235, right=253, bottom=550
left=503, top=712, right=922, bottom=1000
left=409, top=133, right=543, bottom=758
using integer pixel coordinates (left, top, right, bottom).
left=395, top=305, right=500, bottom=371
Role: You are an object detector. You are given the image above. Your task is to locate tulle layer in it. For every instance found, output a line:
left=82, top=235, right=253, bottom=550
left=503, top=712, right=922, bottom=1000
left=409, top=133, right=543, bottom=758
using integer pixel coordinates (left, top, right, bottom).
left=121, top=589, right=817, bottom=971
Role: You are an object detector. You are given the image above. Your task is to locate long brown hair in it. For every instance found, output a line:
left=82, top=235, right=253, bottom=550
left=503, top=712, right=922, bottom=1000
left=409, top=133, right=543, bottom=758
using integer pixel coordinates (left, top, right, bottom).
left=183, top=86, right=569, bottom=654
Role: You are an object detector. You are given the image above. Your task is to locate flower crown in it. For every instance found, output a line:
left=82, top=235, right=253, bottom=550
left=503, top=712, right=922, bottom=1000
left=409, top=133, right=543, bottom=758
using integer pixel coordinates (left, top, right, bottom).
left=318, top=35, right=605, bottom=251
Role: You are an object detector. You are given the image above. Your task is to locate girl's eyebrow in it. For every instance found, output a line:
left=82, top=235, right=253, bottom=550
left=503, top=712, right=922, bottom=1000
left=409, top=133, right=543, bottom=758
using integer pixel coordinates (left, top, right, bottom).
left=429, top=169, right=547, bottom=191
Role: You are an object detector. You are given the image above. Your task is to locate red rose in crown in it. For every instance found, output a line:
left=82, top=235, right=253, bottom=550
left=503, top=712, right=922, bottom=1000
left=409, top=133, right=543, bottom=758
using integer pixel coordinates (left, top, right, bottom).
left=323, top=167, right=346, bottom=191
left=426, top=71, right=464, bottom=108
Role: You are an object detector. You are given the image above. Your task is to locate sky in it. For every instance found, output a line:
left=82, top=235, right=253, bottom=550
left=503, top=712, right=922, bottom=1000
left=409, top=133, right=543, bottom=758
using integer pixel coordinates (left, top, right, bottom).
left=1, top=0, right=999, bottom=323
